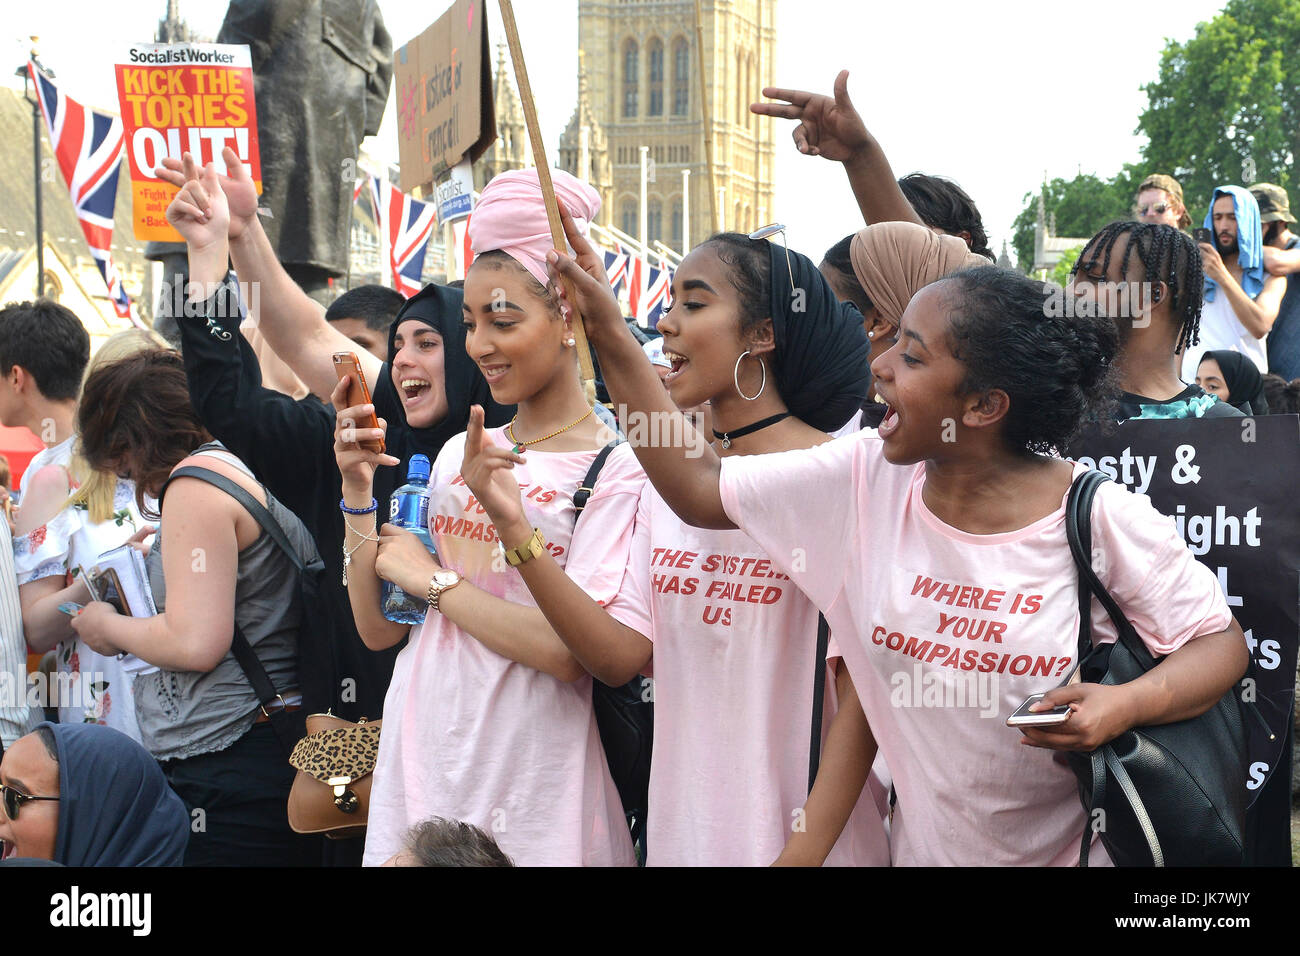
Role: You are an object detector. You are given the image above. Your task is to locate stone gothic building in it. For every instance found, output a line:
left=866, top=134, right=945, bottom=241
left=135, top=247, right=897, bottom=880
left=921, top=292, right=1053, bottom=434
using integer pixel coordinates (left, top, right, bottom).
left=568, top=0, right=777, bottom=254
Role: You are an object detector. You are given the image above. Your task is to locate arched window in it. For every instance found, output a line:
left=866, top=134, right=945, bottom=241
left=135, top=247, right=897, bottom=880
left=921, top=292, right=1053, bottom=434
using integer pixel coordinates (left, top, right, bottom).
left=623, top=40, right=639, bottom=118
left=672, top=37, right=690, bottom=116
left=671, top=199, right=683, bottom=247
left=648, top=39, right=664, bottom=117
left=648, top=198, right=663, bottom=244
left=621, top=200, right=638, bottom=238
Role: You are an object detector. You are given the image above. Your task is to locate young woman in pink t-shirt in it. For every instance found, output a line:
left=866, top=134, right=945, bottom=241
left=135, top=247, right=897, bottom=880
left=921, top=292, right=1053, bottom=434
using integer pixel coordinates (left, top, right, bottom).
left=333, top=169, right=637, bottom=867
left=460, top=207, right=891, bottom=866
left=550, top=241, right=1249, bottom=866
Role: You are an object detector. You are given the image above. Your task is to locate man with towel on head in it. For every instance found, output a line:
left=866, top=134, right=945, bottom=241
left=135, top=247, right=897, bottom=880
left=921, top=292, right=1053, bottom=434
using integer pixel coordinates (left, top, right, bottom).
left=1180, top=185, right=1287, bottom=380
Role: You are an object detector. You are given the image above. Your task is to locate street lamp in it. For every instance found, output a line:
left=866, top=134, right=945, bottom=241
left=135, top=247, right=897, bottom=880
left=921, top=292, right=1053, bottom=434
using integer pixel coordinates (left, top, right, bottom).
left=16, top=37, right=52, bottom=298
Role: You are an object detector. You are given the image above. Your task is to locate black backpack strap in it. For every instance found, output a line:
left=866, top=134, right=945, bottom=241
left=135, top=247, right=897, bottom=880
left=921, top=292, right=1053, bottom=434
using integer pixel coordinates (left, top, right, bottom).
left=808, top=614, right=830, bottom=794
left=573, top=439, right=623, bottom=516
left=1065, top=470, right=1155, bottom=670
left=158, top=464, right=306, bottom=753
left=1065, top=468, right=1166, bottom=866
left=162, top=465, right=307, bottom=572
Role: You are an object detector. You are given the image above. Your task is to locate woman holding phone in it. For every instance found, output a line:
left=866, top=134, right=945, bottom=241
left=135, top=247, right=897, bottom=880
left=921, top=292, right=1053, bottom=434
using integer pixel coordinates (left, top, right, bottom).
left=333, top=168, right=638, bottom=867
left=547, top=210, right=1248, bottom=866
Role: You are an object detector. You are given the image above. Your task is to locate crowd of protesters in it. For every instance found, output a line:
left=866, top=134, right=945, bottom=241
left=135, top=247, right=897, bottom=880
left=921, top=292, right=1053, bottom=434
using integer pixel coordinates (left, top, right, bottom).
left=0, top=67, right=1295, bottom=868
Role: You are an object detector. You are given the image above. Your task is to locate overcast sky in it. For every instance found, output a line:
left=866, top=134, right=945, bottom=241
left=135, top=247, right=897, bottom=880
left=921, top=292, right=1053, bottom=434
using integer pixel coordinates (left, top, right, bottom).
left=9, top=0, right=1231, bottom=259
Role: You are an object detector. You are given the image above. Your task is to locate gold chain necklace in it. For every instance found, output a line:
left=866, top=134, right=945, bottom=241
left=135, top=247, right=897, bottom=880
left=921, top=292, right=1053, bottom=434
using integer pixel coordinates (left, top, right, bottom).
left=507, top=407, right=593, bottom=452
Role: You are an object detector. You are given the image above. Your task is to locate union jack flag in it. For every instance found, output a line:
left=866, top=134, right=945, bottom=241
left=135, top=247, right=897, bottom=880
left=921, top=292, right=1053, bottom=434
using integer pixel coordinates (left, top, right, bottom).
left=644, top=261, right=673, bottom=329
left=27, top=62, right=139, bottom=325
left=368, top=174, right=437, bottom=297
left=602, top=249, right=629, bottom=296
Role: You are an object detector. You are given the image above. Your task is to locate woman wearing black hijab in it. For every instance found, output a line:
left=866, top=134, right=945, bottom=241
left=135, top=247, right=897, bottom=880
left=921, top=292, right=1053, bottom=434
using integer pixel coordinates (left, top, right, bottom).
left=0, top=723, right=187, bottom=865
left=1196, top=350, right=1270, bottom=415
left=369, top=283, right=514, bottom=515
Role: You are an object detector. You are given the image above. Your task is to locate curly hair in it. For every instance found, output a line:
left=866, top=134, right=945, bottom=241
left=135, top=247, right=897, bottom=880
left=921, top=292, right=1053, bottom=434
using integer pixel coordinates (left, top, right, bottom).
left=942, top=266, right=1119, bottom=454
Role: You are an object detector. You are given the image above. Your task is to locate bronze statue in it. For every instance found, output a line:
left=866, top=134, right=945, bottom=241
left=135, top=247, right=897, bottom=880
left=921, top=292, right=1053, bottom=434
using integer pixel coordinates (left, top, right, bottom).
left=150, top=0, right=392, bottom=340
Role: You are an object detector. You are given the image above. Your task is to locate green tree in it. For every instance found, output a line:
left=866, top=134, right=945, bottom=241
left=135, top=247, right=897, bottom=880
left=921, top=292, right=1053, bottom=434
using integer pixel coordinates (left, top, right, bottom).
left=1049, top=247, right=1082, bottom=288
left=1011, top=173, right=1132, bottom=272
left=1138, top=0, right=1300, bottom=222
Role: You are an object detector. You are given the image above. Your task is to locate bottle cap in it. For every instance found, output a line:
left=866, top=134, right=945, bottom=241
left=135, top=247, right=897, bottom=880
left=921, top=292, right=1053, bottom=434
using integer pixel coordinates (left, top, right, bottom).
left=406, top=454, right=431, bottom=483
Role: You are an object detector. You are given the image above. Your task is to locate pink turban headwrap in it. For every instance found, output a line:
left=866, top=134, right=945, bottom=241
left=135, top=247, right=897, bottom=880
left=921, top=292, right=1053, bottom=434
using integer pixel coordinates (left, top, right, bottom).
left=849, top=221, right=989, bottom=327
left=468, top=167, right=602, bottom=289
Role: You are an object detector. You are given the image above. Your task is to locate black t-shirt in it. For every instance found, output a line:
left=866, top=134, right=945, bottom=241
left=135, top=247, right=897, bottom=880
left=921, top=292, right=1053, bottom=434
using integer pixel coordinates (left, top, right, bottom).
left=1115, top=384, right=1244, bottom=421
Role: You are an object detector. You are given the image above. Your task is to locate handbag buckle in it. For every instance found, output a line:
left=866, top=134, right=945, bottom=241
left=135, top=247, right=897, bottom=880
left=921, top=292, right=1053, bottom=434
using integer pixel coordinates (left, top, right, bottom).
left=328, top=776, right=359, bottom=814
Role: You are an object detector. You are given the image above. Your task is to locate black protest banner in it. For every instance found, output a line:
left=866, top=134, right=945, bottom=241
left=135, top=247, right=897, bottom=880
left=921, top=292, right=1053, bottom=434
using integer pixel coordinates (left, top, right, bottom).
left=1068, top=414, right=1299, bottom=863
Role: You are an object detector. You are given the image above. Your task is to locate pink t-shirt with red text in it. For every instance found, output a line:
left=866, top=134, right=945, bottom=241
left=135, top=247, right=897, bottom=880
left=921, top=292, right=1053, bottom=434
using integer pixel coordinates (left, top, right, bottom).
left=587, top=485, right=890, bottom=866
left=719, top=429, right=1233, bottom=867
left=362, top=428, right=641, bottom=867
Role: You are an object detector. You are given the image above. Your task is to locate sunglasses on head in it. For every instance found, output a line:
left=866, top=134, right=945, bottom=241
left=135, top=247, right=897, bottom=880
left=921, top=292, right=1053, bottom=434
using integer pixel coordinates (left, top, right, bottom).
left=1, top=784, right=57, bottom=821
left=1136, top=202, right=1172, bottom=216
left=748, top=223, right=797, bottom=294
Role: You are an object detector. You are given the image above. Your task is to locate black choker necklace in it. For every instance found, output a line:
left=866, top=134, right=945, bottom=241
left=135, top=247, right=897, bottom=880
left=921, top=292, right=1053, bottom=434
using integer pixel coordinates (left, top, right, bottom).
left=713, top=412, right=790, bottom=449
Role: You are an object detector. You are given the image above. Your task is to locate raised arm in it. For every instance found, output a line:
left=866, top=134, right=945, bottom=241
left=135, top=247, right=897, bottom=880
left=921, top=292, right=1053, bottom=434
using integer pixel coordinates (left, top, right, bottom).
left=751, top=71, right=924, bottom=229
left=158, top=148, right=383, bottom=396
left=178, top=278, right=336, bottom=519
left=548, top=206, right=734, bottom=530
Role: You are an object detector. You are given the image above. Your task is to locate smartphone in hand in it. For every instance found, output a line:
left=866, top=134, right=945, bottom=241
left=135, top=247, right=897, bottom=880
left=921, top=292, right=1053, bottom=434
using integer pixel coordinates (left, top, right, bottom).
left=1193, top=227, right=1214, bottom=246
left=332, top=352, right=385, bottom=454
left=1006, top=693, right=1072, bottom=728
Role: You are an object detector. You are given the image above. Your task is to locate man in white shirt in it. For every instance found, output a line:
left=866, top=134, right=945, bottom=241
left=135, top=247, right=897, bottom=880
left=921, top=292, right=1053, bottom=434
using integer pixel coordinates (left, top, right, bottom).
left=0, top=514, right=37, bottom=749
left=1180, top=186, right=1287, bottom=380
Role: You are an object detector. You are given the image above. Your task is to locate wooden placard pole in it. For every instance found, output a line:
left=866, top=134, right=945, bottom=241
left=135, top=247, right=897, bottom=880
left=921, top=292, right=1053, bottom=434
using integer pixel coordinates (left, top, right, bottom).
left=695, top=0, right=720, bottom=236
left=497, top=0, right=597, bottom=402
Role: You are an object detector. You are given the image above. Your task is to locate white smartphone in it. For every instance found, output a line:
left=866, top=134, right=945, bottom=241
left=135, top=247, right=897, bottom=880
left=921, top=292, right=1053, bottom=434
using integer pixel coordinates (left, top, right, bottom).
left=1006, top=693, right=1072, bottom=727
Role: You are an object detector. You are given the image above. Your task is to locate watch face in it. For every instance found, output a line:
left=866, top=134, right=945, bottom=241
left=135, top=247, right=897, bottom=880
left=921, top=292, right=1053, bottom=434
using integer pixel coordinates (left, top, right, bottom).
left=434, top=570, right=460, bottom=587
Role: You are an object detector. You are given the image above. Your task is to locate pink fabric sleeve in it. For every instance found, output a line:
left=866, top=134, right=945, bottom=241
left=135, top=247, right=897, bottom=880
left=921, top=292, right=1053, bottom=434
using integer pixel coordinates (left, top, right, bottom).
left=1090, top=481, right=1234, bottom=656
left=565, top=444, right=647, bottom=608
left=601, top=483, right=653, bottom=640
left=717, top=433, right=865, bottom=612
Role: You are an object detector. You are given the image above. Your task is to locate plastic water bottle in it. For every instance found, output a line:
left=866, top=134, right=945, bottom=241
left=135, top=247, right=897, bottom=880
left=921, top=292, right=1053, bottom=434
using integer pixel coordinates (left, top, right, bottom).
left=382, top=454, right=437, bottom=624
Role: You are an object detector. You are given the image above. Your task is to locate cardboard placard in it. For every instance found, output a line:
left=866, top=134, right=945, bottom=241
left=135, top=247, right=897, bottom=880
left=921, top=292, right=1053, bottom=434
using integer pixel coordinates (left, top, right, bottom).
left=394, top=0, right=495, bottom=193
left=115, top=43, right=262, bottom=241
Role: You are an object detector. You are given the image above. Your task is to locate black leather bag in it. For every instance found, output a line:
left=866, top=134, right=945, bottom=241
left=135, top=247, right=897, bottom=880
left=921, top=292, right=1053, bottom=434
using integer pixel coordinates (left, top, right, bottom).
left=1064, top=469, right=1247, bottom=867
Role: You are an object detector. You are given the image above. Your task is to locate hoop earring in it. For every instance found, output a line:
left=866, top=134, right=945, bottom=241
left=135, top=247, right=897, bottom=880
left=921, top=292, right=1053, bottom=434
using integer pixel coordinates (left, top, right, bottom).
left=733, top=350, right=765, bottom=401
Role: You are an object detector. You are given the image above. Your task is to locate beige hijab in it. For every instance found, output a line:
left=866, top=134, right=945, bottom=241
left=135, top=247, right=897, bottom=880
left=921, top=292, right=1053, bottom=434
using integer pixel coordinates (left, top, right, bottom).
left=850, top=222, right=989, bottom=327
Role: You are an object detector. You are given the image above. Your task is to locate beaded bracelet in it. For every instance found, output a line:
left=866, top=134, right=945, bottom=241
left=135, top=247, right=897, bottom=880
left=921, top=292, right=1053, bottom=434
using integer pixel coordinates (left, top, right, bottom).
left=340, top=497, right=378, bottom=515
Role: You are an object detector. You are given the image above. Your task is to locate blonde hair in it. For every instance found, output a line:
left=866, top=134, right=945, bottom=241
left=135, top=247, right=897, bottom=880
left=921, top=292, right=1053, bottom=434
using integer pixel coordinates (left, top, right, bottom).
left=66, top=329, right=173, bottom=523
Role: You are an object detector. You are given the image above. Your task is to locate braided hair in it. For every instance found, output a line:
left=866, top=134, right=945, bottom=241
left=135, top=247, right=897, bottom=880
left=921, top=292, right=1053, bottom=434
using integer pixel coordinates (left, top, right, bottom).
left=1071, top=221, right=1203, bottom=356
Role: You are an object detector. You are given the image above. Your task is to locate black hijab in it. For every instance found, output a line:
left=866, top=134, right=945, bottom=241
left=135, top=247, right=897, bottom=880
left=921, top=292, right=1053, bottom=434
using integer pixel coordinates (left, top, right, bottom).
left=372, top=283, right=514, bottom=509
left=1202, top=350, right=1269, bottom=415
left=46, top=722, right=188, bottom=866
left=766, top=243, right=873, bottom=432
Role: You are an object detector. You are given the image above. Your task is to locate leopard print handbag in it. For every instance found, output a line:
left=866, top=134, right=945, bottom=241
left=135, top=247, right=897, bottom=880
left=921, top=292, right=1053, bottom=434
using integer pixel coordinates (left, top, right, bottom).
left=287, top=713, right=383, bottom=839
